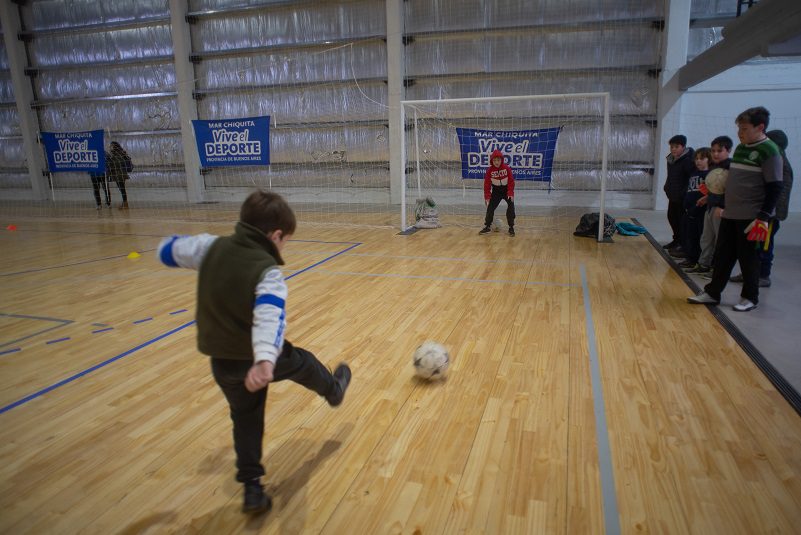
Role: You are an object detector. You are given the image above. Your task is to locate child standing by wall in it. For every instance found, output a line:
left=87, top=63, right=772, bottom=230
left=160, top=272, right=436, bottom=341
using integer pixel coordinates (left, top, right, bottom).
left=692, top=136, right=732, bottom=276
left=663, top=135, right=695, bottom=256
left=479, top=149, right=516, bottom=236
left=678, top=147, right=710, bottom=270
left=688, top=106, right=784, bottom=312
left=157, top=190, right=351, bottom=514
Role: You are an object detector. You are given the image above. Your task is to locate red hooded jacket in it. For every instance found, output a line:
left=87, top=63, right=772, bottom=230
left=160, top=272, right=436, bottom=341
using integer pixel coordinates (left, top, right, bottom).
left=483, top=149, right=515, bottom=200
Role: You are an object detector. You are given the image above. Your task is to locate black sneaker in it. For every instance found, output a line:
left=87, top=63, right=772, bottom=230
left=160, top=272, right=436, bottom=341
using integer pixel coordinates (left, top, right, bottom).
left=730, top=273, right=744, bottom=283
left=508, top=227, right=515, bottom=236
left=479, top=226, right=492, bottom=235
left=669, top=249, right=687, bottom=259
left=662, top=240, right=678, bottom=249
left=678, top=260, right=696, bottom=269
left=326, top=363, right=351, bottom=407
left=243, top=480, right=272, bottom=514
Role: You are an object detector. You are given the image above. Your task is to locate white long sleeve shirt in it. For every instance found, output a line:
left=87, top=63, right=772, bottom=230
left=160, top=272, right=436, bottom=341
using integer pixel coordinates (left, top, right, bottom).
left=157, top=234, right=288, bottom=365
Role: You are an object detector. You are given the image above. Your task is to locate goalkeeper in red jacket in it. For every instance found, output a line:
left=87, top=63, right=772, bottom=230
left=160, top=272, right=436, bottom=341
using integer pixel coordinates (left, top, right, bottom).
left=479, top=149, right=516, bottom=236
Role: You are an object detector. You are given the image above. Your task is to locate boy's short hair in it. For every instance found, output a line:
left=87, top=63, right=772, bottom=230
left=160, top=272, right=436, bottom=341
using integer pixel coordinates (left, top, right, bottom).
left=736, top=106, right=770, bottom=129
left=710, top=135, right=733, bottom=151
left=694, top=147, right=711, bottom=161
left=240, top=190, right=297, bottom=236
left=669, top=134, right=687, bottom=146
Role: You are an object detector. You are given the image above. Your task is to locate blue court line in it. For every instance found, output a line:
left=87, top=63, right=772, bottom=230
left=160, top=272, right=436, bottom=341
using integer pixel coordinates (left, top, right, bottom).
left=0, top=248, right=156, bottom=277
left=310, top=268, right=577, bottom=287
left=0, top=321, right=195, bottom=415
left=169, top=309, right=187, bottom=315
left=0, top=312, right=73, bottom=323
left=133, top=317, right=153, bottom=324
left=285, top=242, right=362, bottom=280
left=46, top=337, right=71, bottom=345
left=0, top=348, right=21, bottom=356
left=92, top=327, right=114, bottom=334
left=0, top=312, right=73, bottom=349
left=0, top=241, right=360, bottom=415
left=579, top=264, right=621, bottom=535
left=91, top=323, right=109, bottom=327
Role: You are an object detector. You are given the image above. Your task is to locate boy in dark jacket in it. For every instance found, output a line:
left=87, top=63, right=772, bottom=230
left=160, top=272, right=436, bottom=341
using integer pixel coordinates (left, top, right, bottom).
left=663, top=134, right=695, bottom=255
left=157, top=190, right=351, bottom=514
left=678, top=148, right=710, bottom=270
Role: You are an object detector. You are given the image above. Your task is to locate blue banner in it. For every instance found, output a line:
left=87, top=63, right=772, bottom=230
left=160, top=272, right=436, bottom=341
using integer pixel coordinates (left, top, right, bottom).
left=192, top=116, right=270, bottom=167
left=41, top=130, right=105, bottom=173
left=455, top=127, right=562, bottom=181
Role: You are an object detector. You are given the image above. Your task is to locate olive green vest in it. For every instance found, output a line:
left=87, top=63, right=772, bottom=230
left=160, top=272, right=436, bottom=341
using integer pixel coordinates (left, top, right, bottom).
left=196, top=221, right=281, bottom=360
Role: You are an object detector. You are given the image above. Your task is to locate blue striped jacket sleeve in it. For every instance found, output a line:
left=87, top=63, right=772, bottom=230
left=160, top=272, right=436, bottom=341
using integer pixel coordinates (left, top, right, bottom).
left=157, top=234, right=218, bottom=270
left=252, top=267, right=288, bottom=364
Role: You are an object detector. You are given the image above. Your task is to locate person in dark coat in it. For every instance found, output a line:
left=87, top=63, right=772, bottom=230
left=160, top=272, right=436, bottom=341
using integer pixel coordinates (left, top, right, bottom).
left=663, top=134, right=695, bottom=256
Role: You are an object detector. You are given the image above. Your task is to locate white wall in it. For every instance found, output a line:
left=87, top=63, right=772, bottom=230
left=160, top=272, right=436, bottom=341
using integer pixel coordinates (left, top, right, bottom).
left=678, top=60, right=801, bottom=212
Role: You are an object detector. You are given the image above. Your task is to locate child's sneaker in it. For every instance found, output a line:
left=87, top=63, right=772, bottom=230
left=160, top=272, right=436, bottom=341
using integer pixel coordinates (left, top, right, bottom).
left=243, top=479, right=272, bottom=514
left=669, top=248, right=687, bottom=259
left=479, top=226, right=491, bottom=235
left=326, top=363, right=351, bottom=407
left=687, top=292, right=720, bottom=305
left=733, top=299, right=757, bottom=312
left=508, top=227, right=515, bottom=236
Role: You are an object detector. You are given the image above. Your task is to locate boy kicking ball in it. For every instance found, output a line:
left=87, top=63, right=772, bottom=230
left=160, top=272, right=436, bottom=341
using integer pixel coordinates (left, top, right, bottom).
left=157, top=190, right=351, bottom=513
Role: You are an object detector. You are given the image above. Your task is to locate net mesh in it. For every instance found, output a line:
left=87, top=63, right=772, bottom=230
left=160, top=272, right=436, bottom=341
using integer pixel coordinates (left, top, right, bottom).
left=401, top=93, right=611, bottom=232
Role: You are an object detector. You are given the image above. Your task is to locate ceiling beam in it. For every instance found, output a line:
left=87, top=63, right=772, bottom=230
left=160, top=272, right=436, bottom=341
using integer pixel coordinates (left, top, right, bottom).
left=678, top=0, right=801, bottom=90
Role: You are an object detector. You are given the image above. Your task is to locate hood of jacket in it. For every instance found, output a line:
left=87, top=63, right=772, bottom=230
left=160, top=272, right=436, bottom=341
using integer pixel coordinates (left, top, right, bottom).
left=767, top=130, right=788, bottom=151
left=491, top=149, right=504, bottom=165
left=666, top=147, right=691, bottom=164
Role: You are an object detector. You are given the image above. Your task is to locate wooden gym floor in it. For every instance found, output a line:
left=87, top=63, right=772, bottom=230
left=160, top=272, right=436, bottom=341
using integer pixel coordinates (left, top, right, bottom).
left=1, top=211, right=800, bottom=534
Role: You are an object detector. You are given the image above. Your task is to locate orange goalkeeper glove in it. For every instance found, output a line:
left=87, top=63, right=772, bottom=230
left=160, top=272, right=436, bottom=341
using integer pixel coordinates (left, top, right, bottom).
left=744, top=219, right=769, bottom=242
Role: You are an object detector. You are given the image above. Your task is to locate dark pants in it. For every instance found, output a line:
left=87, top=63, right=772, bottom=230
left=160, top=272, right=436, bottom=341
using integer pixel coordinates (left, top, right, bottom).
left=680, top=208, right=705, bottom=263
left=760, top=219, right=780, bottom=278
left=704, top=218, right=762, bottom=304
left=210, top=341, right=335, bottom=482
left=113, top=178, right=128, bottom=202
left=91, top=175, right=110, bottom=206
left=484, top=185, right=515, bottom=228
left=667, top=199, right=684, bottom=242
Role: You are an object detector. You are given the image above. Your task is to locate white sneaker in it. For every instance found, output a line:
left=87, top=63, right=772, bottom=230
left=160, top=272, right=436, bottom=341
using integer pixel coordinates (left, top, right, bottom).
left=733, top=299, right=757, bottom=312
left=687, top=292, right=719, bottom=305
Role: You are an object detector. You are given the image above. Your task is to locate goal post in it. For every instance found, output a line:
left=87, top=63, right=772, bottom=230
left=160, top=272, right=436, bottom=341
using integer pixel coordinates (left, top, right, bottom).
left=400, top=92, right=611, bottom=241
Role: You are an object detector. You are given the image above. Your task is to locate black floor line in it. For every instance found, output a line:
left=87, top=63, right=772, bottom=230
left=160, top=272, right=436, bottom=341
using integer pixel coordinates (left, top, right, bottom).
left=632, top=217, right=801, bottom=418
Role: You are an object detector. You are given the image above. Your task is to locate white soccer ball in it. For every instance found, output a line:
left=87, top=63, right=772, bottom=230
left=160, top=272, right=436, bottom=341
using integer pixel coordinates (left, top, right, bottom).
left=705, top=168, right=728, bottom=195
left=413, top=341, right=450, bottom=380
left=492, top=217, right=504, bottom=232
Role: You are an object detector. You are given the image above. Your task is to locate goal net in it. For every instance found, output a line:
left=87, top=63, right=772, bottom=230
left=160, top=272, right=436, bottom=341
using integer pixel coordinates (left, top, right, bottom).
left=400, top=93, right=611, bottom=240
